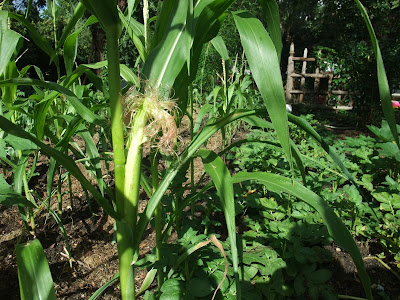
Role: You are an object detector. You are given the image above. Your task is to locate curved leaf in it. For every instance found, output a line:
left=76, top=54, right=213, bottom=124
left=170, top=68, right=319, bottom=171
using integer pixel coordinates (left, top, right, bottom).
left=354, top=0, right=398, bottom=147
left=1, top=60, right=19, bottom=107
left=8, top=12, right=59, bottom=68
left=193, top=103, right=214, bottom=133
left=233, top=11, right=292, bottom=171
left=89, top=273, right=120, bottom=300
left=172, top=0, right=233, bottom=115
left=258, top=0, right=282, bottom=61
left=118, top=7, right=146, bottom=61
left=211, top=35, right=229, bottom=61
left=79, top=0, right=120, bottom=34
left=78, top=127, right=106, bottom=195
left=0, top=11, right=22, bottom=77
left=198, top=149, right=240, bottom=296
left=241, top=115, right=306, bottom=182
left=0, top=78, right=105, bottom=126
left=120, top=64, right=140, bottom=87
left=50, top=2, right=87, bottom=64
left=0, top=115, right=120, bottom=220
left=133, top=109, right=263, bottom=257
left=193, top=0, right=236, bottom=47
left=127, top=0, right=140, bottom=19
left=64, top=15, right=98, bottom=75
left=231, top=171, right=372, bottom=300
left=0, top=186, right=35, bottom=208
left=151, top=0, right=178, bottom=50
left=127, top=102, right=335, bottom=268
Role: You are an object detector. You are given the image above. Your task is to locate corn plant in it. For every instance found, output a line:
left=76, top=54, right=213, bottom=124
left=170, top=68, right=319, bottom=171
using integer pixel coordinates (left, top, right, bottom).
left=0, top=0, right=396, bottom=299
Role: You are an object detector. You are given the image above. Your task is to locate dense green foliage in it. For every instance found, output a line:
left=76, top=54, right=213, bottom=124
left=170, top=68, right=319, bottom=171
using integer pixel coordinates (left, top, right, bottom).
left=0, top=1, right=398, bottom=299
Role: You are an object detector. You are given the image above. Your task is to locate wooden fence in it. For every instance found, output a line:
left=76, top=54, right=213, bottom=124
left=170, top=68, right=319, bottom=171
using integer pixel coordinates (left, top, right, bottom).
left=285, top=43, right=348, bottom=104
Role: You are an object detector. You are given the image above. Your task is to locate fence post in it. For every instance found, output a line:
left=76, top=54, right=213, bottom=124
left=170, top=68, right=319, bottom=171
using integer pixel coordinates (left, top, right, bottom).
left=286, top=42, right=295, bottom=102
left=314, top=50, right=321, bottom=103
left=299, top=48, right=308, bottom=103
left=328, top=73, right=333, bottom=101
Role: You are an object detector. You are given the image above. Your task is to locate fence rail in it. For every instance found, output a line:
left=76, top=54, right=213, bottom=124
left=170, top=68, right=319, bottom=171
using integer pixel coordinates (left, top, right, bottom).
left=285, top=43, right=348, bottom=104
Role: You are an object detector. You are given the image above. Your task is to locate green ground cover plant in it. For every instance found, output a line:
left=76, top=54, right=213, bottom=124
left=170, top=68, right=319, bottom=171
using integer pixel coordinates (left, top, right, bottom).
left=0, top=0, right=398, bottom=299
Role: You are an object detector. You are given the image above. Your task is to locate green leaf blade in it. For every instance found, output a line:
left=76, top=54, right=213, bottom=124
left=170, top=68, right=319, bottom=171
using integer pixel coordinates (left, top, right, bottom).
left=0, top=11, right=22, bottom=77
left=233, top=11, right=292, bottom=171
left=16, top=239, right=57, bottom=300
left=232, top=171, right=372, bottom=300
left=258, top=0, right=282, bottom=61
left=143, top=1, right=188, bottom=88
left=354, top=0, right=399, bottom=146
left=211, top=35, right=229, bottom=61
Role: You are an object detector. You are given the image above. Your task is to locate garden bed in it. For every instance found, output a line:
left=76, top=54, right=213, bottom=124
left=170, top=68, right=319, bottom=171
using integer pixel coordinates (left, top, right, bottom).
left=1, top=109, right=400, bottom=299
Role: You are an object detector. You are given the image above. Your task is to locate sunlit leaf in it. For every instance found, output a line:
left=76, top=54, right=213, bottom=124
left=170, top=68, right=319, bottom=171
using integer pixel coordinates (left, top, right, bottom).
left=232, top=171, right=372, bottom=300
left=0, top=11, right=22, bottom=77
left=0, top=115, right=120, bottom=220
left=16, top=239, right=57, bottom=300
left=143, top=1, right=188, bottom=88
left=233, top=11, right=292, bottom=171
left=258, top=0, right=282, bottom=61
left=211, top=35, right=229, bottom=61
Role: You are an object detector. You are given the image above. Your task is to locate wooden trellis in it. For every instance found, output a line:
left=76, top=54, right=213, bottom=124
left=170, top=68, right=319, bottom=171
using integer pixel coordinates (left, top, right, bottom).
left=285, top=43, right=348, bottom=104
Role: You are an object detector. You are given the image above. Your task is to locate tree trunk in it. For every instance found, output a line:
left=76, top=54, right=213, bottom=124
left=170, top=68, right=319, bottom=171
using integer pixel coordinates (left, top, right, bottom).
left=86, top=0, right=127, bottom=77
left=87, top=22, right=106, bottom=76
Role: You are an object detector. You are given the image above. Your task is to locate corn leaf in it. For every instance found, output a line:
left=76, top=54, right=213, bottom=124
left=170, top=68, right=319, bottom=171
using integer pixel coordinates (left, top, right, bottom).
left=186, top=0, right=194, bottom=74
left=354, top=0, right=398, bottom=147
left=89, top=273, right=120, bottom=300
left=193, top=103, right=214, bottom=134
left=16, top=239, right=57, bottom=300
left=0, top=175, right=35, bottom=208
left=25, top=0, right=33, bottom=17
left=0, top=11, right=22, bottom=77
left=120, top=64, right=140, bottom=86
left=241, top=115, right=306, bottom=182
left=0, top=78, right=105, bottom=126
left=143, top=0, right=188, bottom=88
left=150, top=0, right=177, bottom=50
left=78, top=0, right=120, bottom=34
left=0, top=11, right=20, bottom=107
left=233, top=11, right=292, bottom=170
left=127, top=0, right=140, bottom=18
left=61, top=61, right=138, bottom=91
left=50, top=2, right=87, bottom=64
left=258, top=0, right=282, bottom=61
left=137, top=268, right=157, bottom=295
left=78, top=128, right=105, bottom=195
left=13, top=155, right=29, bottom=195
left=1, top=60, right=19, bottom=107
left=288, top=114, right=361, bottom=189
left=64, top=15, right=98, bottom=75
left=0, top=115, right=120, bottom=220
left=118, top=7, right=146, bottom=61
left=198, top=149, right=240, bottom=296
left=211, top=35, right=229, bottom=61
left=232, top=171, right=372, bottom=300
left=173, top=0, right=233, bottom=116
left=134, top=109, right=262, bottom=258
left=193, top=0, right=235, bottom=47
left=8, top=12, right=59, bottom=68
